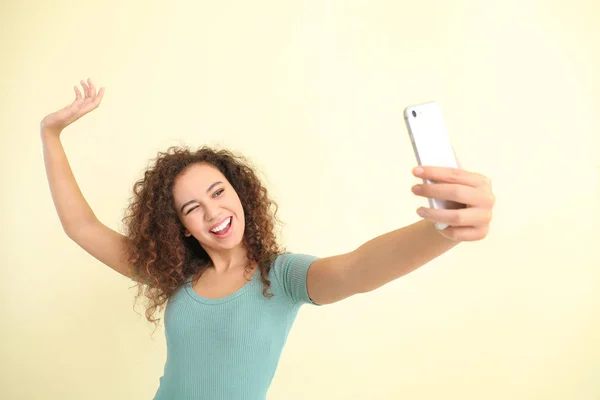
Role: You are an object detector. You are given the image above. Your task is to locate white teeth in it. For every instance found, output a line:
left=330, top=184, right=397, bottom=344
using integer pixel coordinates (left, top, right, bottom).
left=210, top=218, right=231, bottom=234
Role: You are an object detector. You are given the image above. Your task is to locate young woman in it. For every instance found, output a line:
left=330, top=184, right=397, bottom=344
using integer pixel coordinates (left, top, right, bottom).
left=41, top=79, right=495, bottom=399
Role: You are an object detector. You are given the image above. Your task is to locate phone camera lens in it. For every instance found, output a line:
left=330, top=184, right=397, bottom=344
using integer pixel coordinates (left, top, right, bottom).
left=412, top=110, right=417, bottom=118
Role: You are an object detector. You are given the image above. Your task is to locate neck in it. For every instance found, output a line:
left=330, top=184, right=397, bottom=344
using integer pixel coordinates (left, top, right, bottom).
left=204, top=244, right=253, bottom=275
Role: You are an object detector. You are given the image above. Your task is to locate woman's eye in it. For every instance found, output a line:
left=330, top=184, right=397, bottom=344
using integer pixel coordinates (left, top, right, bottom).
left=213, top=189, right=224, bottom=198
left=187, top=206, right=199, bottom=215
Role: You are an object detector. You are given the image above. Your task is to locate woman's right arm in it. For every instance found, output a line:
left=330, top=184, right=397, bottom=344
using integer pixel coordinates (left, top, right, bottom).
left=41, top=79, right=135, bottom=280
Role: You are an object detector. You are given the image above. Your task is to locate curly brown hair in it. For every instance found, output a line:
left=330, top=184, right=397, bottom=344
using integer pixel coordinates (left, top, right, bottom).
left=122, top=146, right=285, bottom=328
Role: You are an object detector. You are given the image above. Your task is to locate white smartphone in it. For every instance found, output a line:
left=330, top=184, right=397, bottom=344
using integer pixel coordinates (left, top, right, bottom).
left=403, top=101, right=465, bottom=230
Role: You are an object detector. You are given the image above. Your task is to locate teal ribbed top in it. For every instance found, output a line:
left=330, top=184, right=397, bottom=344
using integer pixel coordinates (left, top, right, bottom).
left=153, top=252, right=320, bottom=400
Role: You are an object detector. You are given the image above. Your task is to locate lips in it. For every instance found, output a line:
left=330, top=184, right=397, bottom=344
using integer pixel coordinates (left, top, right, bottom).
left=209, top=217, right=232, bottom=235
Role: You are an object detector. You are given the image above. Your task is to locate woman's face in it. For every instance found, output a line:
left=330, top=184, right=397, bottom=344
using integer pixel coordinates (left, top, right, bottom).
left=172, top=163, right=245, bottom=253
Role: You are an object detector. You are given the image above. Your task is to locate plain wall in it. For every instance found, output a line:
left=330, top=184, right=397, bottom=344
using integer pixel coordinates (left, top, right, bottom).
left=1, top=0, right=599, bottom=399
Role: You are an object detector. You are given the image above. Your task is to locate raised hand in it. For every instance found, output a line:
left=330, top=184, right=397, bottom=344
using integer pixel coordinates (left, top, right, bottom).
left=41, top=78, right=104, bottom=135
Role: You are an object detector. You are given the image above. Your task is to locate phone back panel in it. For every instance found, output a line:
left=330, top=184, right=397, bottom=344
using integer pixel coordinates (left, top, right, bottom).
left=404, top=102, right=458, bottom=170
left=404, top=101, right=464, bottom=214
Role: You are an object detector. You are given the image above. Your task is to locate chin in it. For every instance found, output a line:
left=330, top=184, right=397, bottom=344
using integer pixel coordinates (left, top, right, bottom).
left=211, top=231, right=245, bottom=252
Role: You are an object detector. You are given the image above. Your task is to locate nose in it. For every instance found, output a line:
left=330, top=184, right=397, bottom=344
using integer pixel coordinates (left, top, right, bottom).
left=204, top=204, right=219, bottom=222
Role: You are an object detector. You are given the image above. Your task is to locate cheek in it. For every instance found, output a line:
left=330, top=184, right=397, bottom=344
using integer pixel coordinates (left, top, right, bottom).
left=236, top=203, right=246, bottom=224
left=230, top=200, right=245, bottom=226
left=184, top=214, right=206, bottom=234
left=228, top=195, right=244, bottom=216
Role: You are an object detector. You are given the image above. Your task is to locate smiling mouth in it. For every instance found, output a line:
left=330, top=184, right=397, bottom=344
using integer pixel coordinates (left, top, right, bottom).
left=209, top=217, right=232, bottom=236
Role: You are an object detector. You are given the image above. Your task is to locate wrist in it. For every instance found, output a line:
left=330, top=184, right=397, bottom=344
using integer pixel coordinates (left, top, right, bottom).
left=40, top=126, right=62, bottom=141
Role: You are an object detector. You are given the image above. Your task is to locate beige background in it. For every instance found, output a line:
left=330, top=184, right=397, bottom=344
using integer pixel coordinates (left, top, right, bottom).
left=2, top=0, right=599, bottom=399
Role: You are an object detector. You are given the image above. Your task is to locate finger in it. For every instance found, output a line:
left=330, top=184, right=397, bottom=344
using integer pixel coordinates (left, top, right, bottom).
left=79, top=87, right=105, bottom=115
left=88, top=78, right=97, bottom=98
left=412, top=183, right=493, bottom=207
left=86, top=87, right=105, bottom=111
left=74, top=85, right=82, bottom=101
left=440, top=225, right=489, bottom=242
left=94, top=87, right=105, bottom=106
left=80, top=79, right=90, bottom=98
left=417, top=206, right=493, bottom=227
left=69, top=87, right=85, bottom=113
left=413, top=166, right=487, bottom=188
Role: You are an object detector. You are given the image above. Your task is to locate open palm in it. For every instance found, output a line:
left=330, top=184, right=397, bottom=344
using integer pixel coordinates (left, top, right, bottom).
left=41, top=78, right=104, bottom=133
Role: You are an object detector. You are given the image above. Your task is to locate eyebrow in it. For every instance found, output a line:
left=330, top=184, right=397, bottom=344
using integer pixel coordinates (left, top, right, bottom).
left=179, top=181, right=223, bottom=213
